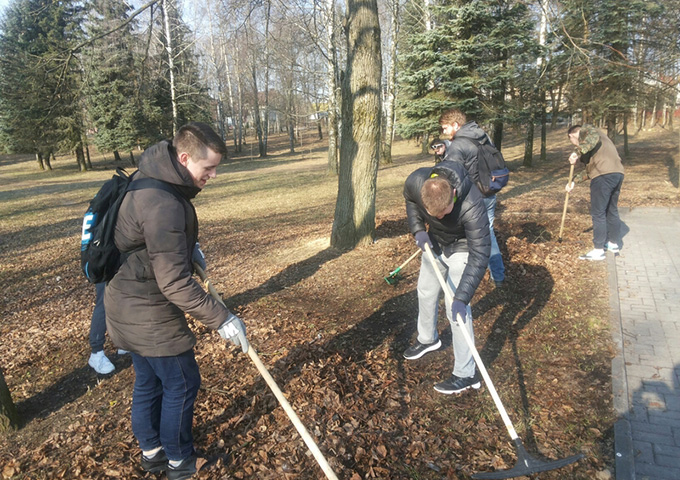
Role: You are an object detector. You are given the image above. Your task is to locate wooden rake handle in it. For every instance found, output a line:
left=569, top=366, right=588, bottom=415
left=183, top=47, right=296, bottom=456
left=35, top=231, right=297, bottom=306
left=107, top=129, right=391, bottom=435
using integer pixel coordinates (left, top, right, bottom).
left=422, top=245, right=521, bottom=441
left=193, top=263, right=339, bottom=480
left=558, top=163, right=575, bottom=241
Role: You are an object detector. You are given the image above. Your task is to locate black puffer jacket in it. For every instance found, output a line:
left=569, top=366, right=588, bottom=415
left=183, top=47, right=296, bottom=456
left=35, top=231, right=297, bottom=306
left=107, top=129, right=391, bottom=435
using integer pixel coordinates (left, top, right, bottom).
left=444, top=121, right=492, bottom=187
left=403, top=161, right=490, bottom=305
left=105, top=140, right=231, bottom=357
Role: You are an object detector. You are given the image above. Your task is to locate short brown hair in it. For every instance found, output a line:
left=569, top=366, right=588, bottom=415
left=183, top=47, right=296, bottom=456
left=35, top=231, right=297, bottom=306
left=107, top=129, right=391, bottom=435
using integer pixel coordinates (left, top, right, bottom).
left=439, top=108, right=467, bottom=127
left=173, top=122, right=227, bottom=160
left=567, top=125, right=581, bottom=136
left=422, top=177, right=455, bottom=217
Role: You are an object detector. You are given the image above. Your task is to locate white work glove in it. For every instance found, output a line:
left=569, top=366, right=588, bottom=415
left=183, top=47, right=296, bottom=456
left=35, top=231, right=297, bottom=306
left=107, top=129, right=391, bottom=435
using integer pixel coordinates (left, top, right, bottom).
left=565, top=181, right=574, bottom=193
left=192, top=243, right=206, bottom=272
left=218, top=313, right=249, bottom=353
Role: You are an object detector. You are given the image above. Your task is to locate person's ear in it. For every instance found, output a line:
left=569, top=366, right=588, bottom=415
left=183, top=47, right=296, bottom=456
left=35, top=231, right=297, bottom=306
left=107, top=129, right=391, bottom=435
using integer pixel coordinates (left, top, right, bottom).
left=177, top=151, right=190, bottom=167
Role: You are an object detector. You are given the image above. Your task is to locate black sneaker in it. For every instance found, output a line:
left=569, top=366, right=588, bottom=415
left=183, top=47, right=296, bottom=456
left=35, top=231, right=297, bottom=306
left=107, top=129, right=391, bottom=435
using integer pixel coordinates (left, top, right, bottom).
left=403, top=339, right=442, bottom=360
left=167, top=454, right=197, bottom=480
left=434, top=372, right=482, bottom=394
left=141, top=449, right=167, bottom=473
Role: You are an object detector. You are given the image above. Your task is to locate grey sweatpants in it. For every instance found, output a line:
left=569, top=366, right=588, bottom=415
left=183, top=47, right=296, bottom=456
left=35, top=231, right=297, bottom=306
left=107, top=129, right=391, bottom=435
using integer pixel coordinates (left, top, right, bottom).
left=416, top=250, right=476, bottom=378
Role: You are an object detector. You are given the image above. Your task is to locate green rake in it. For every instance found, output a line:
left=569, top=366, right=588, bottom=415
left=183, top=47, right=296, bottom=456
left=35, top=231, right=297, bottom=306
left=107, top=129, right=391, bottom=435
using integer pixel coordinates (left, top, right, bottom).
left=384, top=250, right=421, bottom=285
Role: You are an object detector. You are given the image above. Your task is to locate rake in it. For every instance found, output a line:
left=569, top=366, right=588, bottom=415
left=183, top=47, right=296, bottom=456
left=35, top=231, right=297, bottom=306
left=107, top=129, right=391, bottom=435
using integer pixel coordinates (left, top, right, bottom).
left=384, top=249, right=421, bottom=285
left=194, top=264, right=339, bottom=480
left=423, top=244, right=584, bottom=479
left=558, top=163, right=575, bottom=243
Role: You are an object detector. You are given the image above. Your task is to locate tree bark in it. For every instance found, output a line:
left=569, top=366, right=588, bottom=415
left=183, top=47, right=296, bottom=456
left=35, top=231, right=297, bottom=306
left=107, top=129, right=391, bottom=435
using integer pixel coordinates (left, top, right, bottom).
left=36, top=152, right=45, bottom=170
left=76, top=145, right=87, bottom=171
left=251, top=62, right=265, bottom=157
left=326, top=0, right=340, bottom=174
left=331, top=0, right=382, bottom=250
left=206, top=0, right=226, bottom=140
left=380, top=0, right=399, bottom=165
left=0, top=367, right=20, bottom=432
left=262, top=0, right=272, bottom=155
left=523, top=120, right=534, bottom=167
left=221, top=42, right=238, bottom=149
left=161, top=0, right=179, bottom=136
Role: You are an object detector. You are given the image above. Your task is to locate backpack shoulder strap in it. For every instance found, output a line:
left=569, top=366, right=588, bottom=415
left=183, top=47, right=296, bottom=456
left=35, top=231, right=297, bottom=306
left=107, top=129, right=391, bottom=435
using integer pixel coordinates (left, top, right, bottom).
left=453, top=135, right=481, bottom=146
left=127, top=177, right=184, bottom=203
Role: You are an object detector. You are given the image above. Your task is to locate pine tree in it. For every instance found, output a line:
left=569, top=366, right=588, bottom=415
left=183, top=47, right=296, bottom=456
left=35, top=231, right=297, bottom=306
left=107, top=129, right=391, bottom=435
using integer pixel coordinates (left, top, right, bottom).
left=0, top=0, right=85, bottom=167
left=397, top=0, right=538, bottom=149
left=83, top=0, right=142, bottom=161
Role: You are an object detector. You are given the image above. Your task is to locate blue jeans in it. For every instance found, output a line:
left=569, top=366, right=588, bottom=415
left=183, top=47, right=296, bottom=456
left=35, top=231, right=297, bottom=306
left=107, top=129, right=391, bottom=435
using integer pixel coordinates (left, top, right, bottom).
left=130, top=349, right=201, bottom=461
left=89, top=282, right=107, bottom=353
left=416, top=251, right=476, bottom=378
left=484, top=195, right=505, bottom=283
left=590, top=173, right=624, bottom=249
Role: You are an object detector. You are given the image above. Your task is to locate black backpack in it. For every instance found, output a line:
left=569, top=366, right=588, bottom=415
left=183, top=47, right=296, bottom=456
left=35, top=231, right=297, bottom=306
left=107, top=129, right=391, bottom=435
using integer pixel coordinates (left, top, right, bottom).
left=80, top=168, right=183, bottom=284
left=456, top=136, right=510, bottom=197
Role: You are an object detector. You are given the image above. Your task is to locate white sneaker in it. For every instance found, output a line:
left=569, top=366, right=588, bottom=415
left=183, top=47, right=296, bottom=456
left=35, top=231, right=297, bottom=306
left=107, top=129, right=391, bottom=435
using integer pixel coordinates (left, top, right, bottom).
left=604, top=242, right=620, bottom=253
left=579, top=248, right=606, bottom=261
left=88, top=351, right=115, bottom=374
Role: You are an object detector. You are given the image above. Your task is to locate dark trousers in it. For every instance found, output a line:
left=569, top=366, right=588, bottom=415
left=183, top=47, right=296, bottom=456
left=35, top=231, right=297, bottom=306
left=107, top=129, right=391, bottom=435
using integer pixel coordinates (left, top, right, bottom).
left=590, top=172, right=624, bottom=249
left=89, top=282, right=107, bottom=353
left=130, top=349, right=201, bottom=462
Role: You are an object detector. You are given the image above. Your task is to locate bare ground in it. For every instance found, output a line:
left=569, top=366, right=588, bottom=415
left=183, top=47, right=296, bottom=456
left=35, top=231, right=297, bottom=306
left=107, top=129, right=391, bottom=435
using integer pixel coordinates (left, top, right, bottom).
left=0, top=125, right=678, bottom=479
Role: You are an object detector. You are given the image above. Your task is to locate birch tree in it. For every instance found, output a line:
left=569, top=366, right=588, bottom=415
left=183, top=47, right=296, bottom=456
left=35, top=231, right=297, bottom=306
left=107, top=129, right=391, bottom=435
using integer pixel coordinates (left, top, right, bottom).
left=380, top=0, right=400, bottom=165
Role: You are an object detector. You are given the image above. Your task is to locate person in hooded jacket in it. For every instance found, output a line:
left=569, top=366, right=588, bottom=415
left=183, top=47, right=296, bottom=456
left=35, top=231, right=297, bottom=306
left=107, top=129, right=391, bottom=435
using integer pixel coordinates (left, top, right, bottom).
left=105, top=122, right=248, bottom=480
left=403, top=160, right=490, bottom=394
left=429, top=138, right=449, bottom=164
left=565, top=124, right=625, bottom=260
left=439, top=108, right=505, bottom=287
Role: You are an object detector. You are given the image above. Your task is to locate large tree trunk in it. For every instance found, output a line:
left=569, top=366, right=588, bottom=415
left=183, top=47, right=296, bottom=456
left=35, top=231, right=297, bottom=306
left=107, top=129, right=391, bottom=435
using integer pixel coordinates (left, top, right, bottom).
left=0, top=367, right=20, bottom=433
left=331, top=0, right=382, bottom=250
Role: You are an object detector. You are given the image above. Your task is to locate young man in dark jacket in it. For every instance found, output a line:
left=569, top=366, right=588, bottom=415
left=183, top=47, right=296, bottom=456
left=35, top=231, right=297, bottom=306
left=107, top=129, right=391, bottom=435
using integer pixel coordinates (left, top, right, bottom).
left=565, top=124, right=625, bottom=260
left=439, top=108, right=505, bottom=287
left=105, top=122, right=248, bottom=480
left=403, top=160, right=490, bottom=394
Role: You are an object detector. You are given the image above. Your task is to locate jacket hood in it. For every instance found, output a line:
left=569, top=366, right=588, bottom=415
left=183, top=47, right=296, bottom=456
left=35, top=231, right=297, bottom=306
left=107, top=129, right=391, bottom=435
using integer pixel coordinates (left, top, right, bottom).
left=137, top=140, right=201, bottom=199
left=455, top=121, right=489, bottom=144
left=432, top=160, right=473, bottom=200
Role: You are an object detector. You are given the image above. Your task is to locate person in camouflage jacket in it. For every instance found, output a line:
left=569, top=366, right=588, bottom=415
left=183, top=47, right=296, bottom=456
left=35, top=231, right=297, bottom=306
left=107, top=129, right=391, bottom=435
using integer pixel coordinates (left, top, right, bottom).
left=565, top=124, right=625, bottom=260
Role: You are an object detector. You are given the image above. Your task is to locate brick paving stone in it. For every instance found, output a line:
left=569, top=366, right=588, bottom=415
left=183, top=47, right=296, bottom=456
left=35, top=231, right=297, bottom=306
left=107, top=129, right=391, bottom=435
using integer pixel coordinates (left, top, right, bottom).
left=609, top=207, right=680, bottom=480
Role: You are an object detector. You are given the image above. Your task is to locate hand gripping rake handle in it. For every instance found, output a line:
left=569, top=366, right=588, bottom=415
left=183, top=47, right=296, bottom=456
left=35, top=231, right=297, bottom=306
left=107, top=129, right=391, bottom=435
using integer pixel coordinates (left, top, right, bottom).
left=558, top=163, right=575, bottom=242
left=194, top=264, right=339, bottom=480
left=422, top=245, right=583, bottom=478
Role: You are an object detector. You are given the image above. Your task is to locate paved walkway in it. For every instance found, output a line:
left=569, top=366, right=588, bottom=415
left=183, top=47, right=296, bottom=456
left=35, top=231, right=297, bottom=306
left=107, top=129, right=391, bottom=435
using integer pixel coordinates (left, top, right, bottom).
left=609, top=207, right=680, bottom=480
